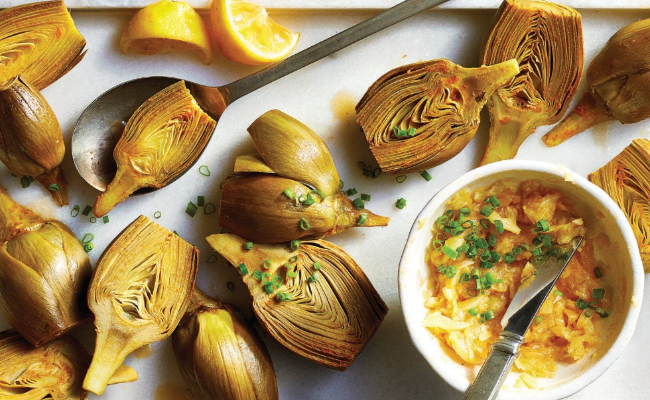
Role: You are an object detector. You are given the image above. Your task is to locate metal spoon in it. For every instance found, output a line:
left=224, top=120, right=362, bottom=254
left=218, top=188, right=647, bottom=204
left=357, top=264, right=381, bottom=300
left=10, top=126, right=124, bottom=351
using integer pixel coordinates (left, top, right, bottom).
left=71, top=0, right=450, bottom=192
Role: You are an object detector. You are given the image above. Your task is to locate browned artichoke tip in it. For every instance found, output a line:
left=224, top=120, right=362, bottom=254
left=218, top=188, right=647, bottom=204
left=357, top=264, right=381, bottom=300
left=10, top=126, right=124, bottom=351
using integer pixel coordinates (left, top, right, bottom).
left=219, top=109, right=389, bottom=243
left=589, top=139, right=650, bottom=273
left=544, top=18, right=650, bottom=147
left=0, top=185, right=92, bottom=347
left=0, top=0, right=87, bottom=90
left=0, top=76, right=69, bottom=206
left=479, top=0, right=583, bottom=165
left=206, top=233, right=388, bottom=371
left=355, top=58, right=520, bottom=174
left=0, top=329, right=137, bottom=400
left=93, top=80, right=216, bottom=217
left=172, top=289, right=279, bottom=400
left=83, top=215, right=199, bottom=395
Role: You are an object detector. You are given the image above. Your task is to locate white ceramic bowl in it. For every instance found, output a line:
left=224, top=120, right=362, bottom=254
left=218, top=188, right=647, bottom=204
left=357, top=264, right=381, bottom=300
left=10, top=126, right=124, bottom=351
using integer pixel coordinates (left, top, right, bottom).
left=399, top=160, right=644, bottom=399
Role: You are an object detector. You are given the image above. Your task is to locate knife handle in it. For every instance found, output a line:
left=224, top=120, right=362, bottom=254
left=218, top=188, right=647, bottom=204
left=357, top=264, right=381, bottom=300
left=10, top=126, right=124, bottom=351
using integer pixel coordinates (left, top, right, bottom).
left=464, top=331, right=524, bottom=400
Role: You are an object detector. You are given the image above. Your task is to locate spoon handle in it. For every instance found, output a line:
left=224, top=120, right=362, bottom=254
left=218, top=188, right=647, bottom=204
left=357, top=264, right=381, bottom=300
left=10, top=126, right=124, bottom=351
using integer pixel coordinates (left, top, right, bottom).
left=223, top=0, right=450, bottom=102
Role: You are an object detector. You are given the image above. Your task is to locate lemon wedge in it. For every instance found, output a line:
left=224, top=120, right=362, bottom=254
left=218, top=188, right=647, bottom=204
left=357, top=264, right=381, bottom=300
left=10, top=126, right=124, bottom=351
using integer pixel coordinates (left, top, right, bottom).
left=210, top=0, right=299, bottom=65
left=120, top=0, right=214, bottom=65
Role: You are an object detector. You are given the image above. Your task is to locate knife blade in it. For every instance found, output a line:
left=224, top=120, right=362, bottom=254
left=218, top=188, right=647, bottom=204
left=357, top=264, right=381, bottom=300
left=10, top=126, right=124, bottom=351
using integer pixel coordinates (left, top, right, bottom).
left=464, top=236, right=584, bottom=400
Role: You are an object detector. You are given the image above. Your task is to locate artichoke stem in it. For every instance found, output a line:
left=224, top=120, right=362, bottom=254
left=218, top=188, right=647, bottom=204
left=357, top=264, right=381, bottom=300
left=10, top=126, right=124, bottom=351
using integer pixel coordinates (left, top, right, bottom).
left=465, top=59, right=520, bottom=93
left=0, top=185, right=43, bottom=241
left=331, top=193, right=389, bottom=235
left=83, top=330, right=131, bottom=395
left=93, top=169, right=142, bottom=217
left=542, top=91, right=615, bottom=147
left=35, top=166, right=69, bottom=206
left=479, top=115, right=535, bottom=166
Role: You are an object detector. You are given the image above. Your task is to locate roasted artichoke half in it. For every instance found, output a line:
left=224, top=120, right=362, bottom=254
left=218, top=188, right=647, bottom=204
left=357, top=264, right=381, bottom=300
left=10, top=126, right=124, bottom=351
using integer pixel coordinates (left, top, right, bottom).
left=83, top=215, right=198, bottom=395
left=93, top=80, right=216, bottom=217
left=589, top=139, right=650, bottom=273
left=356, top=59, right=519, bottom=174
left=206, top=233, right=388, bottom=370
left=479, top=0, right=583, bottom=164
left=172, top=289, right=278, bottom=400
left=0, top=330, right=137, bottom=400
left=220, top=109, right=389, bottom=243
left=544, top=18, right=650, bottom=146
left=0, top=185, right=91, bottom=347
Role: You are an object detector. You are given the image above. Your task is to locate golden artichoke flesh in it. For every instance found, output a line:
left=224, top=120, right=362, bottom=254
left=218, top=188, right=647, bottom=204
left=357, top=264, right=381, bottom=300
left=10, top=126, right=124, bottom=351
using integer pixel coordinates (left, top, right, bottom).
left=0, top=330, right=137, bottom=400
left=0, top=76, right=68, bottom=206
left=206, top=233, right=388, bottom=370
left=172, top=289, right=278, bottom=400
left=588, top=139, right=650, bottom=273
left=0, top=0, right=86, bottom=90
left=543, top=18, right=650, bottom=146
left=93, top=80, right=216, bottom=217
left=479, top=0, right=583, bottom=164
left=0, top=185, right=91, bottom=347
left=83, top=215, right=199, bottom=395
left=356, top=59, right=520, bottom=174
left=220, top=109, right=389, bottom=243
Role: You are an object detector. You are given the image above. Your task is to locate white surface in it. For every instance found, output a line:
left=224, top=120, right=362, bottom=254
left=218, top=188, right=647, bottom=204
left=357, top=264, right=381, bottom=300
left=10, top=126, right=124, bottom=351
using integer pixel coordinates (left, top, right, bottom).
left=399, top=161, right=644, bottom=400
left=1, top=4, right=650, bottom=400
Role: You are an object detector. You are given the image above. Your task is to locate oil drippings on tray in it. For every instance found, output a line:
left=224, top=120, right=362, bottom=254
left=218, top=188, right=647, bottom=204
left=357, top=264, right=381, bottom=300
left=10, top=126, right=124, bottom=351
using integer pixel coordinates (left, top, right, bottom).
left=132, top=344, right=153, bottom=359
left=591, top=123, right=609, bottom=147
left=154, top=382, right=192, bottom=400
left=330, top=91, right=356, bottom=120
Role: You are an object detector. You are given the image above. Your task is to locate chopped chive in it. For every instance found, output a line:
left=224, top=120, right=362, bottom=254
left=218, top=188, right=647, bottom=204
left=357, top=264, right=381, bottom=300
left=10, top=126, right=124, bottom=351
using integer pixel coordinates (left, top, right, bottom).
left=82, top=206, right=92, bottom=216
left=185, top=201, right=198, bottom=217
left=307, top=272, right=320, bottom=283
left=198, top=165, right=210, bottom=176
left=287, top=270, right=298, bottom=278
left=197, top=196, right=205, bottom=207
left=284, top=188, right=295, bottom=199
left=89, top=217, right=96, bottom=223
left=264, top=283, right=275, bottom=294
left=71, top=205, right=80, bottom=217
left=352, top=198, right=365, bottom=210
left=543, top=234, right=552, bottom=248
left=480, top=261, right=494, bottom=269
left=346, top=188, right=358, bottom=196
left=238, top=263, right=248, bottom=275
left=584, top=309, right=593, bottom=317
left=299, top=218, right=311, bottom=230
left=245, top=242, right=254, bottom=250
left=311, top=189, right=327, bottom=200
left=290, top=240, right=300, bottom=251
left=48, top=183, right=60, bottom=192
left=302, top=194, right=315, bottom=206
left=419, top=170, right=433, bottom=181
left=520, top=243, right=530, bottom=251
left=512, top=246, right=522, bottom=255
left=407, top=127, right=416, bottom=137
left=479, top=206, right=494, bottom=217
left=445, top=265, right=457, bottom=278
left=289, top=255, right=298, bottom=263
left=360, top=193, right=371, bottom=201
left=102, top=215, right=109, bottom=224
left=396, top=198, right=407, bottom=209
left=262, top=260, right=272, bottom=270
left=357, top=214, right=367, bottom=226
left=576, top=298, right=589, bottom=309
left=442, top=245, right=458, bottom=260
left=314, top=262, right=322, bottom=270
left=154, top=211, right=162, bottom=219
left=595, top=308, right=609, bottom=318
left=395, top=175, right=407, bottom=183
left=494, top=220, right=504, bottom=234
left=81, top=233, right=94, bottom=244
left=471, top=269, right=480, bottom=279
left=83, top=243, right=94, bottom=252
left=20, top=176, right=31, bottom=188
left=504, top=253, right=515, bottom=264
left=468, top=308, right=478, bottom=316
left=553, top=289, right=564, bottom=296
left=594, top=267, right=603, bottom=278
left=485, top=195, right=500, bottom=208
left=459, top=273, right=471, bottom=283
left=488, top=234, right=497, bottom=247
left=253, top=270, right=263, bottom=280
left=593, top=288, right=605, bottom=300
left=480, top=219, right=490, bottom=229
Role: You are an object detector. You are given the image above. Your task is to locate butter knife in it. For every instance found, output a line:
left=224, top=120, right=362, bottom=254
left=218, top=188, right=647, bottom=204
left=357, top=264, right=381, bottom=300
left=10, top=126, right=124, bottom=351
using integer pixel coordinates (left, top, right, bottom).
left=464, top=236, right=584, bottom=400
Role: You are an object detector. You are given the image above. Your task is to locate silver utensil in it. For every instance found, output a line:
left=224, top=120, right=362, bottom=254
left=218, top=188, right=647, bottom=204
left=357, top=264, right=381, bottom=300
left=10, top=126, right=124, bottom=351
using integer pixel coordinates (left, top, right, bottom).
left=464, top=236, right=584, bottom=400
left=71, top=0, right=450, bottom=192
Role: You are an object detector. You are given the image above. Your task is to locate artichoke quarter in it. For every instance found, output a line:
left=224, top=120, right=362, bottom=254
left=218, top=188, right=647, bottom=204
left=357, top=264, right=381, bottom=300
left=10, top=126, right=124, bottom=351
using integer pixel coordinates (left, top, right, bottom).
left=220, top=109, right=389, bottom=244
left=479, top=0, right=583, bottom=164
left=83, top=215, right=199, bottom=395
left=0, top=185, right=92, bottom=347
left=93, top=80, right=216, bottom=217
left=588, top=139, right=650, bottom=273
left=172, top=289, right=278, bottom=400
left=206, top=233, right=388, bottom=370
left=543, top=18, right=650, bottom=146
left=355, top=58, right=520, bottom=174
left=0, top=329, right=137, bottom=400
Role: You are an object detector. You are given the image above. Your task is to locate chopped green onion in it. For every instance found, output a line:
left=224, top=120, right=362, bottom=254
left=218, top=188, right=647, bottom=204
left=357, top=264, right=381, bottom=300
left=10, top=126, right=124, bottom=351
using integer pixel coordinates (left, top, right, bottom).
left=459, top=273, right=471, bottom=283
left=102, top=215, right=109, bottom=224
left=82, top=206, right=92, bottom=216
left=442, top=245, right=458, bottom=260
left=81, top=233, right=94, bottom=244
left=419, top=170, right=433, bottom=181
left=264, top=283, right=275, bottom=294
left=357, top=214, right=367, bottom=226
left=475, top=238, right=489, bottom=249
left=553, top=289, right=563, bottom=296
left=520, top=243, right=530, bottom=251
left=301, top=194, right=315, bottom=206
left=287, top=270, right=298, bottom=278
left=352, top=198, right=365, bottom=210
left=185, top=201, right=198, bottom=217
left=340, top=180, right=344, bottom=189
left=245, top=242, right=254, bottom=250
left=488, top=234, right=497, bottom=247
left=48, top=183, right=59, bottom=192
left=154, top=211, right=162, bottom=219
left=307, top=272, right=320, bottom=283
left=485, top=195, right=500, bottom=207
left=311, top=189, right=327, bottom=200
left=576, top=298, right=589, bottom=309
left=314, top=262, right=322, bottom=270
left=543, top=234, right=552, bottom=248
left=504, top=253, right=515, bottom=264
left=494, top=220, right=504, bottom=234
left=290, top=240, right=300, bottom=251
left=445, top=265, right=457, bottom=279
left=395, top=175, right=407, bottom=183
left=584, top=309, right=593, bottom=317
left=299, top=218, right=311, bottom=230
left=536, top=219, right=550, bottom=232
left=71, top=205, right=80, bottom=217
left=471, top=269, right=480, bottom=279
left=360, top=193, right=371, bottom=201
left=407, top=127, right=416, bottom=136
left=594, top=267, right=603, bottom=278
left=533, top=316, right=543, bottom=324
left=20, top=176, right=31, bottom=188
left=238, top=263, right=248, bottom=275
left=593, top=288, right=605, bottom=300
left=480, top=310, right=495, bottom=322
left=512, top=246, right=522, bottom=255
left=479, top=206, right=494, bottom=217
left=346, top=188, right=358, bottom=196
left=199, top=165, right=210, bottom=176
left=262, top=260, right=271, bottom=270
left=532, top=248, right=542, bottom=256
left=480, top=219, right=490, bottom=229
left=396, top=198, right=407, bottom=209
left=480, top=261, right=494, bottom=269
left=89, top=217, right=96, bottom=223
left=595, top=308, right=609, bottom=318
left=284, top=188, right=295, bottom=199
left=83, top=243, right=94, bottom=252
left=468, top=308, right=478, bottom=316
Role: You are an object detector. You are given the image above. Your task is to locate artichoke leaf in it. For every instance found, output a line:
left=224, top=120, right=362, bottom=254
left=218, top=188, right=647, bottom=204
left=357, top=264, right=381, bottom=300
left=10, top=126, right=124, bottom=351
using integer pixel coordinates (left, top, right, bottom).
left=248, top=110, right=340, bottom=196
left=206, top=233, right=388, bottom=370
left=234, top=153, right=276, bottom=174
left=480, top=0, right=583, bottom=164
left=0, top=0, right=86, bottom=90
left=83, top=215, right=198, bottom=395
left=356, top=58, right=520, bottom=174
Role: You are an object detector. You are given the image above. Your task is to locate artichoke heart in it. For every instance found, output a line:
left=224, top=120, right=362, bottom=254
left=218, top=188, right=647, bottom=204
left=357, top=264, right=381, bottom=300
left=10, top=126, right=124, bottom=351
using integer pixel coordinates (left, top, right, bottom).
left=588, top=139, right=650, bottom=273
left=0, top=185, right=91, bottom=347
left=206, top=233, right=388, bottom=370
left=93, top=80, right=216, bottom=217
left=356, top=58, right=520, bottom=174
left=0, top=0, right=86, bottom=90
left=479, top=0, right=583, bottom=164
left=0, top=76, right=69, bottom=206
left=220, top=109, right=389, bottom=243
left=0, top=330, right=137, bottom=400
left=543, top=18, right=650, bottom=146
left=172, top=289, right=278, bottom=400
left=83, top=215, right=199, bottom=395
